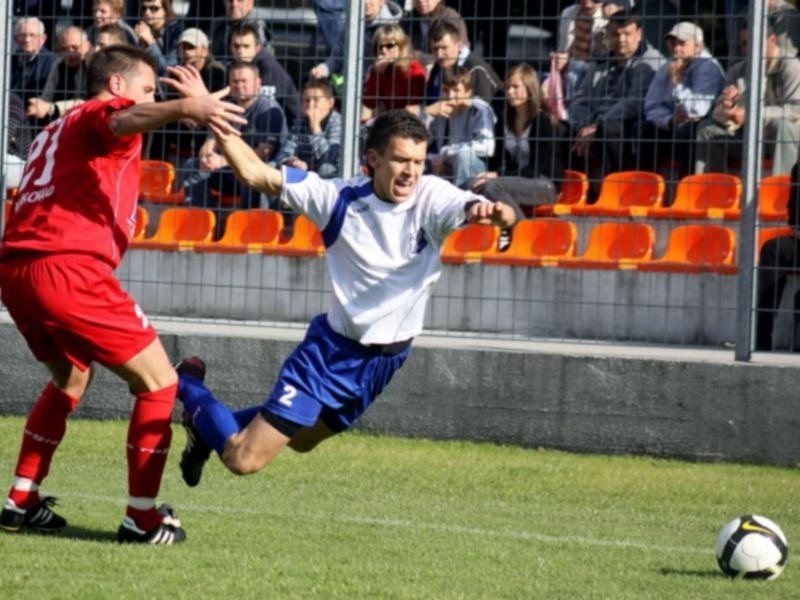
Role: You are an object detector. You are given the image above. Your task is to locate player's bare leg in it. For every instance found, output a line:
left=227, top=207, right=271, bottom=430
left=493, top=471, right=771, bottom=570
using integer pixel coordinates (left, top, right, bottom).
left=0, top=360, right=90, bottom=534
left=106, top=338, right=185, bottom=544
left=289, top=420, right=338, bottom=453
left=220, top=415, right=292, bottom=475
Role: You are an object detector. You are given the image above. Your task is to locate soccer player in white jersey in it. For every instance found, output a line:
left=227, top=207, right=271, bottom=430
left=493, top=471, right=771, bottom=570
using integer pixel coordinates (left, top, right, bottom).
left=175, top=109, right=516, bottom=485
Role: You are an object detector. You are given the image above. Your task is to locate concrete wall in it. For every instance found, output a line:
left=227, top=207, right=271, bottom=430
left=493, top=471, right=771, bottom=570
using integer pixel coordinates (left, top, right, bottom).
left=118, top=249, right=738, bottom=346
left=2, top=320, right=799, bottom=467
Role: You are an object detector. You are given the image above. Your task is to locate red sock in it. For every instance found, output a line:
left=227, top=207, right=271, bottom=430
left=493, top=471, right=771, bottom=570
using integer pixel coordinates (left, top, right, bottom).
left=126, top=384, right=176, bottom=527
left=126, top=506, right=163, bottom=531
left=10, top=383, right=79, bottom=508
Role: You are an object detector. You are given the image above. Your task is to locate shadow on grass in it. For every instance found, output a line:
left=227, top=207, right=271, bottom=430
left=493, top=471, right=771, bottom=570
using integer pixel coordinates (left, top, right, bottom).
left=57, top=525, right=118, bottom=543
left=659, top=567, right=722, bottom=579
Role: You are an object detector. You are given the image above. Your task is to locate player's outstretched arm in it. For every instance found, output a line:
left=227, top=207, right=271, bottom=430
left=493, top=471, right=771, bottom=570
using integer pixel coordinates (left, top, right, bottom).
left=110, top=91, right=246, bottom=137
left=208, top=121, right=284, bottom=197
left=467, top=200, right=517, bottom=229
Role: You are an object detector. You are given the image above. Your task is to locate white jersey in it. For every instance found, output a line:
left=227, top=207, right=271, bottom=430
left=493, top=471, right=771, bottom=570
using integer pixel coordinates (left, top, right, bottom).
left=280, top=167, right=488, bottom=344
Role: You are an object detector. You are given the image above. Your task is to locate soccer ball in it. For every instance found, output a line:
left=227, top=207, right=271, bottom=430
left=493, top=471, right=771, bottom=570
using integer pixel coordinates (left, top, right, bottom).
left=715, top=515, right=789, bottom=580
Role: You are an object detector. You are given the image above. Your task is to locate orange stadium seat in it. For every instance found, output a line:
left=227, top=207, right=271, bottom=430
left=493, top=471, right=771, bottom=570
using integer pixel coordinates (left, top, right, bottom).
left=133, top=206, right=149, bottom=241
left=569, top=171, right=666, bottom=218
left=139, top=160, right=185, bottom=204
left=647, top=173, right=742, bottom=221
left=132, top=207, right=216, bottom=250
left=440, top=223, right=500, bottom=263
left=558, top=222, right=655, bottom=269
left=638, top=225, right=737, bottom=274
left=483, top=219, right=578, bottom=267
left=757, top=226, right=793, bottom=262
left=758, top=174, right=792, bottom=222
left=194, top=209, right=284, bottom=253
left=268, top=214, right=326, bottom=257
left=535, top=169, right=589, bottom=216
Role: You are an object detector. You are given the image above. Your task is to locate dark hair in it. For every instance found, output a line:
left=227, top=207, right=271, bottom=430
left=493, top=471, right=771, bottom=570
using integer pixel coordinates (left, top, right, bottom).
left=228, top=61, right=259, bottom=77
left=87, top=44, right=158, bottom=95
left=231, top=22, right=261, bottom=43
left=364, top=109, right=429, bottom=156
left=608, top=10, right=642, bottom=29
left=441, top=65, right=471, bottom=91
left=303, top=77, right=334, bottom=98
left=428, top=19, right=462, bottom=44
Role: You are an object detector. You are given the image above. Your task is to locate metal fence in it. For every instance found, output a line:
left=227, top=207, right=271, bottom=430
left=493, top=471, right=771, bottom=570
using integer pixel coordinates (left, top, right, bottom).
left=1, top=0, right=798, bottom=359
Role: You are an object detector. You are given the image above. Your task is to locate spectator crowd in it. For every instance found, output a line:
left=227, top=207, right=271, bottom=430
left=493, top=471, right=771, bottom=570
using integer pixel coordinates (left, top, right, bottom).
left=6, top=0, right=800, bottom=213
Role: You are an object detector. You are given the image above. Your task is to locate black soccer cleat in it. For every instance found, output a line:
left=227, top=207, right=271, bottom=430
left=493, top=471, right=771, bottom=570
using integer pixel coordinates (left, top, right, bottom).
left=174, top=356, right=206, bottom=382
left=180, top=413, right=212, bottom=487
left=0, top=496, right=67, bottom=533
left=116, top=504, right=187, bottom=545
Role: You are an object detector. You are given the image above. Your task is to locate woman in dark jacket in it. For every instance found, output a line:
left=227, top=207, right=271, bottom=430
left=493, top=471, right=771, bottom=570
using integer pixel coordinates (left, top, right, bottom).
left=472, top=63, right=566, bottom=217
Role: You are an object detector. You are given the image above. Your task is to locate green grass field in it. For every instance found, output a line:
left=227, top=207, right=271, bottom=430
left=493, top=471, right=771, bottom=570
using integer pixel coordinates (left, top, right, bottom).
left=0, top=416, right=798, bottom=599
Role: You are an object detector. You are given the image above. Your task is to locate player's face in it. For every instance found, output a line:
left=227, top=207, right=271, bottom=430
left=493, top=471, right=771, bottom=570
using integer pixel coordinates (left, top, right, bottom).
left=431, top=34, right=460, bottom=68
left=504, top=74, right=528, bottom=107
left=117, top=62, right=158, bottom=104
left=368, top=136, right=427, bottom=204
left=230, top=33, right=260, bottom=62
left=225, top=0, right=253, bottom=20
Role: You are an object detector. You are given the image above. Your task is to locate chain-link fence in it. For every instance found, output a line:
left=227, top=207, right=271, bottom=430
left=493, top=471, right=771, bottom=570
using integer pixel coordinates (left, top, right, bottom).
left=1, top=0, right=798, bottom=358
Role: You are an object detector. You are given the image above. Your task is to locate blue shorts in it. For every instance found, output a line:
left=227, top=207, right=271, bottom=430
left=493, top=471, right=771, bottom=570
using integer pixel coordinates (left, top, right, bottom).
left=262, top=314, right=411, bottom=432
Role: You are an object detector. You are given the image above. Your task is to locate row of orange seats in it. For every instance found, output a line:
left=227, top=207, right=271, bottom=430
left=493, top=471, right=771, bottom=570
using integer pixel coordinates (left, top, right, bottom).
left=132, top=206, right=325, bottom=256
left=139, top=160, right=794, bottom=222
left=538, top=169, right=792, bottom=222
left=443, top=220, right=793, bottom=273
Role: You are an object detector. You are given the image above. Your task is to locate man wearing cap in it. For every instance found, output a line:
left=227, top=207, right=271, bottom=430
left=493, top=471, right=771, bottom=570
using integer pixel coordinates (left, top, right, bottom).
left=641, top=21, right=725, bottom=176
left=695, top=21, right=800, bottom=176
left=148, top=27, right=227, bottom=163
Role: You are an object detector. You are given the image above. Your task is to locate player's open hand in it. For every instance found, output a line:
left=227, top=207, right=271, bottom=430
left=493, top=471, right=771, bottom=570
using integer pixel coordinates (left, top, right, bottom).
left=161, top=65, right=209, bottom=98
left=183, top=89, right=247, bottom=135
left=466, top=200, right=516, bottom=228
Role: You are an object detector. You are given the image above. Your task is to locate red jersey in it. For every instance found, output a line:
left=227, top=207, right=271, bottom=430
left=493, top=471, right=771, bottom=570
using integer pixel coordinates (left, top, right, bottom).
left=1, top=97, right=142, bottom=268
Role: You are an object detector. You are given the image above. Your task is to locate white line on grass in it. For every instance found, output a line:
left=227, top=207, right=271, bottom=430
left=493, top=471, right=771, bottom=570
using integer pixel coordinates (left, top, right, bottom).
left=61, top=491, right=711, bottom=555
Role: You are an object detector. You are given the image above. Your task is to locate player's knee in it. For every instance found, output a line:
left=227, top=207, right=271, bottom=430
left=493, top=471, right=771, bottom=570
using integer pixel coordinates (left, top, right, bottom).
left=222, top=453, right=262, bottom=476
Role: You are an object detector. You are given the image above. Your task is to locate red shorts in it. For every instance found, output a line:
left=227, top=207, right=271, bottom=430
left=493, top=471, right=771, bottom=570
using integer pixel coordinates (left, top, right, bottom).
left=0, top=253, right=157, bottom=370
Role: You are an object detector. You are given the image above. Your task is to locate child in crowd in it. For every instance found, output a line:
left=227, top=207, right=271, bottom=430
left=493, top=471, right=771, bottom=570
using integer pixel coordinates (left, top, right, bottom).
left=426, top=66, right=496, bottom=189
left=274, top=78, right=341, bottom=179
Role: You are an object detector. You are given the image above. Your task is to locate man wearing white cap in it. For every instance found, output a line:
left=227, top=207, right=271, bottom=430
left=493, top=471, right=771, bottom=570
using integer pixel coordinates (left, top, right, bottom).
left=150, top=27, right=227, bottom=164
left=695, top=21, right=800, bottom=176
left=641, top=21, right=725, bottom=175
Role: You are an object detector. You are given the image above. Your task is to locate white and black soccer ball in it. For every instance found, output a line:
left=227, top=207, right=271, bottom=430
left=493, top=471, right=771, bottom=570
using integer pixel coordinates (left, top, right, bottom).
left=715, top=515, right=789, bottom=580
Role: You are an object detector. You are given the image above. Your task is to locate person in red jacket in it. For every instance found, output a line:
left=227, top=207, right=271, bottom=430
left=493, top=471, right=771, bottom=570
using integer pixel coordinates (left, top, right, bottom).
left=363, top=24, right=427, bottom=122
left=0, top=44, right=245, bottom=544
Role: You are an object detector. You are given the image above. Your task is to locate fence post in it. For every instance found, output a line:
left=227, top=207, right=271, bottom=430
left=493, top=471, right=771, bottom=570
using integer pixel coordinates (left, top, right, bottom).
left=734, top=1, right=767, bottom=361
left=339, top=2, right=365, bottom=179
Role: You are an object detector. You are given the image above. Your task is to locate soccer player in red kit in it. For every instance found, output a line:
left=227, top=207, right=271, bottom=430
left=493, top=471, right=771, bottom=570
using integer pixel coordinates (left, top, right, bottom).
left=0, top=45, right=246, bottom=544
